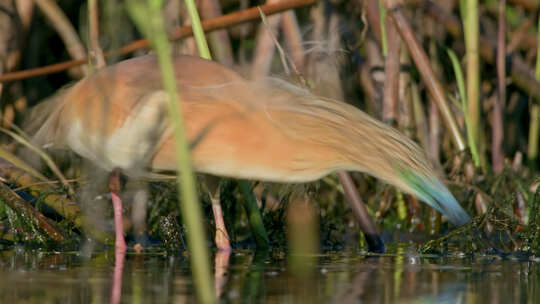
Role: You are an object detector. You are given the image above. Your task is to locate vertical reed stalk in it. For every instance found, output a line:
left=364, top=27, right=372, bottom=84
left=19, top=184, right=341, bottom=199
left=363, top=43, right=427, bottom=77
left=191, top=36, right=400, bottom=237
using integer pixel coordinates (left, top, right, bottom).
left=527, top=16, right=540, bottom=165
left=199, top=0, right=234, bottom=66
left=238, top=181, right=270, bottom=248
left=461, top=0, right=484, bottom=168
left=183, top=0, right=269, bottom=248
left=126, top=1, right=214, bottom=302
left=492, top=0, right=506, bottom=173
left=88, top=0, right=105, bottom=70
left=382, top=17, right=400, bottom=123
left=378, top=0, right=387, bottom=56
left=287, top=196, right=318, bottom=277
left=411, top=82, right=428, bottom=150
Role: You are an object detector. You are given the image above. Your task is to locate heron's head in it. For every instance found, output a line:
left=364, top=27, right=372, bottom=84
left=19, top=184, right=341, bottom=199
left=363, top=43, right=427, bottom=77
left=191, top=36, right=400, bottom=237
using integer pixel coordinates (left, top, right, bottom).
left=398, top=169, right=470, bottom=226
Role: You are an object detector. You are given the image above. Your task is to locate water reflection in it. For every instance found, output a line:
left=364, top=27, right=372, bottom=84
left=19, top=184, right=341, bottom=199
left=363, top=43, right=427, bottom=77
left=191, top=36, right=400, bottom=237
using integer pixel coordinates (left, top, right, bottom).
left=0, top=244, right=538, bottom=303
left=110, top=248, right=125, bottom=304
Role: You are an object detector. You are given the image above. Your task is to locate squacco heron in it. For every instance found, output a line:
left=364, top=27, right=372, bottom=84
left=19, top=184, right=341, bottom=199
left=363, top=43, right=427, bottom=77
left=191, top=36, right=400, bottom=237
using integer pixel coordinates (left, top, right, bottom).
left=32, top=54, right=470, bottom=251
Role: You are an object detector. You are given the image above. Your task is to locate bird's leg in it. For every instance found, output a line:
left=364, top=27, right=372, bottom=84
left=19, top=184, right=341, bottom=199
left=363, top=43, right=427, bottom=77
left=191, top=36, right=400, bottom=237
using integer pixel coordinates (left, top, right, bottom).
left=203, top=176, right=232, bottom=252
left=131, top=186, right=148, bottom=252
left=210, top=191, right=232, bottom=251
left=109, top=169, right=127, bottom=252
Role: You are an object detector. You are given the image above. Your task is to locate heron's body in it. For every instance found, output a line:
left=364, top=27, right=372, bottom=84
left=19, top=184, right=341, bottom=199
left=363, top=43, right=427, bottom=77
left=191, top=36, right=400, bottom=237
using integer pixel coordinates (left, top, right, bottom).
left=33, top=54, right=470, bottom=250
left=39, top=56, right=340, bottom=180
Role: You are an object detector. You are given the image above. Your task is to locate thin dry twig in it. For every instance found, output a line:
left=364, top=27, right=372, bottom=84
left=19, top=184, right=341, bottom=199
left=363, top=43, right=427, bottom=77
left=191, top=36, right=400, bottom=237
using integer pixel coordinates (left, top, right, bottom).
left=12, top=178, right=80, bottom=192
left=252, top=2, right=285, bottom=78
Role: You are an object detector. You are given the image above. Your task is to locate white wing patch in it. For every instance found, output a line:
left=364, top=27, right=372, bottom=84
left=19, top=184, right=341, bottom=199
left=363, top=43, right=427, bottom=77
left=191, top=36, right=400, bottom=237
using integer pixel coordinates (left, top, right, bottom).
left=66, top=91, right=170, bottom=171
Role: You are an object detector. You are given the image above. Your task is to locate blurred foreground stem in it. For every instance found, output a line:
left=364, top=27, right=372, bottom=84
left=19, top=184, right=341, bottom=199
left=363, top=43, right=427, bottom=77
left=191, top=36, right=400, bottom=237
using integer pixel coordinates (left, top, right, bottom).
left=528, top=16, right=540, bottom=166
left=126, top=0, right=214, bottom=302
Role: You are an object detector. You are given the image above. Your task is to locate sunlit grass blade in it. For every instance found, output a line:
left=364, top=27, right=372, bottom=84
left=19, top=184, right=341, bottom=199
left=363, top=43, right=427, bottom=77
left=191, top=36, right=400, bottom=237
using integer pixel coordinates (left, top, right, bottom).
left=0, top=146, right=47, bottom=182
left=0, top=127, right=73, bottom=195
left=446, top=48, right=480, bottom=168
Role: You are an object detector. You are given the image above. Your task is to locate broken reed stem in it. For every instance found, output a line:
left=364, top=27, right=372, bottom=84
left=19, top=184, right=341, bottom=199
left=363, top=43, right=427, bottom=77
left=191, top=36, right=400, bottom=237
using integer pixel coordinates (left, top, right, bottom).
left=126, top=0, right=214, bottom=302
left=184, top=0, right=211, bottom=60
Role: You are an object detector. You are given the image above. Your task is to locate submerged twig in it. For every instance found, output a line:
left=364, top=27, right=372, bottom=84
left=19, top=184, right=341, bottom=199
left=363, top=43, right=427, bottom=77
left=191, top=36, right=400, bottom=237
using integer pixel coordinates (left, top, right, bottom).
left=0, top=182, right=66, bottom=242
left=0, top=165, right=82, bottom=228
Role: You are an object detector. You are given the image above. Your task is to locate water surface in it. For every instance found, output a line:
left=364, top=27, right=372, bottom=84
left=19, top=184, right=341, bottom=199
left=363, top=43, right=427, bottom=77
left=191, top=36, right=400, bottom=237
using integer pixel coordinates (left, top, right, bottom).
left=0, top=244, right=538, bottom=303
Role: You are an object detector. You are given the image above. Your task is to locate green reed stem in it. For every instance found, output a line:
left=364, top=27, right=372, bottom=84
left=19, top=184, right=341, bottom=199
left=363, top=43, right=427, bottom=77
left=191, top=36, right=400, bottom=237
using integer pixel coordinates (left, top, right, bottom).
left=238, top=180, right=270, bottom=248
left=184, top=0, right=211, bottom=59
left=378, top=0, right=387, bottom=56
left=461, top=0, right=484, bottom=168
left=527, top=16, right=540, bottom=165
left=126, top=1, right=214, bottom=303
